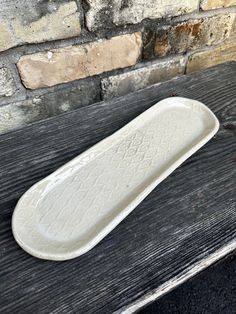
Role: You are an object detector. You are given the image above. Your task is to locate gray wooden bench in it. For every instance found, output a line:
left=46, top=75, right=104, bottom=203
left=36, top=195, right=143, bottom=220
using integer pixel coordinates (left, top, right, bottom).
left=0, top=62, right=235, bottom=314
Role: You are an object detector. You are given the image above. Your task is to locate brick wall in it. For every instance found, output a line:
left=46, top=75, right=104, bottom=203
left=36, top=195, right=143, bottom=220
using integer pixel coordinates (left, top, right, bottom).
left=0, top=0, right=235, bottom=133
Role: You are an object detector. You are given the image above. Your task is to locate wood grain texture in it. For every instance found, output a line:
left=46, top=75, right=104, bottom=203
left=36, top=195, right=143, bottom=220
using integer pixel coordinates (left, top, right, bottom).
left=0, top=62, right=236, bottom=314
left=140, top=253, right=236, bottom=314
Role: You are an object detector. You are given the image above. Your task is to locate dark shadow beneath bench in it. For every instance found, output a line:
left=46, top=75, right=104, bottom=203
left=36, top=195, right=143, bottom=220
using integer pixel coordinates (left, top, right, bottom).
left=140, top=252, right=236, bottom=314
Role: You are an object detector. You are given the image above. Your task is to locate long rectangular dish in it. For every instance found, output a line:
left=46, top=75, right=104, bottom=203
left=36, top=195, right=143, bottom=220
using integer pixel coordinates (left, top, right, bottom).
left=12, top=97, right=219, bottom=260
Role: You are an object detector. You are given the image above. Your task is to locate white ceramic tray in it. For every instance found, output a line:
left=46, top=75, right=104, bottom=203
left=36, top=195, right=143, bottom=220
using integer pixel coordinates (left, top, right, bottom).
left=12, top=97, right=219, bottom=260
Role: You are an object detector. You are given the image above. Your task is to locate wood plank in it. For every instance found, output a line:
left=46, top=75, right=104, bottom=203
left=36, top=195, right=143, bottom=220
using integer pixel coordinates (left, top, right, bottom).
left=140, top=253, right=236, bottom=314
left=0, top=62, right=235, bottom=313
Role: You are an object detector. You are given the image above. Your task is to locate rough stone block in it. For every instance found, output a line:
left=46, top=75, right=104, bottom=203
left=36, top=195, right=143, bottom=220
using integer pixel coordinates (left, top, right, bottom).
left=200, top=0, right=236, bottom=10
left=0, top=0, right=81, bottom=52
left=144, top=13, right=236, bottom=59
left=0, top=67, right=16, bottom=97
left=86, top=0, right=199, bottom=31
left=0, top=80, right=100, bottom=134
left=187, top=42, right=236, bottom=73
left=17, top=33, right=142, bottom=89
left=102, top=56, right=185, bottom=99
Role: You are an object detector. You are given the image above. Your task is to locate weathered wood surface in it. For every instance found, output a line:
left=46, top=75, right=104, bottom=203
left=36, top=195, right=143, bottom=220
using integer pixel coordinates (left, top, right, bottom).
left=0, top=62, right=235, bottom=314
left=141, top=253, right=236, bottom=314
